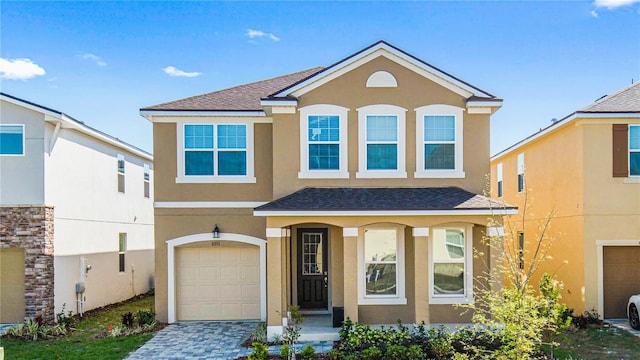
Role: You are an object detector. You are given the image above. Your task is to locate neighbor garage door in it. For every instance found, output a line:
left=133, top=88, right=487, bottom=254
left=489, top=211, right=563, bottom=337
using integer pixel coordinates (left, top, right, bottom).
left=176, top=245, right=260, bottom=320
left=0, top=248, right=25, bottom=323
left=603, top=246, right=640, bottom=318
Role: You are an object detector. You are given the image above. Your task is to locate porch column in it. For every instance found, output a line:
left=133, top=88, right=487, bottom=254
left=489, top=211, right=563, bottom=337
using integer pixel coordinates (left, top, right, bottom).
left=343, top=227, right=358, bottom=322
left=266, top=228, right=289, bottom=337
left=487, top=226, right=505, bottom=293
left=413, top=227, right=430, bottom=324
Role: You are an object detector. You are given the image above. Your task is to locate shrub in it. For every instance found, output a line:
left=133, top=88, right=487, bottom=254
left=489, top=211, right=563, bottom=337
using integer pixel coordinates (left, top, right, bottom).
left=280, top=344, right=290, bottom=358
left=360, top=346, right=382, bottom=359
left=56, top=303, right=76, bottom=328
left=121, top=312, right=135, bottom=328
left=299, top=344, right=316, bottom=359
left=136, top=308, right=155, bottom=326
left=248, top=342, right=269, bottom=360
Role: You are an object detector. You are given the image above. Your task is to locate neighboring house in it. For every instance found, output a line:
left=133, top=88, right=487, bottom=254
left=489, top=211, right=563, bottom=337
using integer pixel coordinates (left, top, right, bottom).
left=141, top=40, right=516, bottom=337
left=0, top=93, right=154, bottom=323
left=490, top=82, right=640, bottom=318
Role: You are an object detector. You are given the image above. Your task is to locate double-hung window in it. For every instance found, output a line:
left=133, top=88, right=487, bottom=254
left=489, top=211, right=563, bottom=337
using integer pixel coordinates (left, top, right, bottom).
left=630, top=125, right=640, bottom=176
left=358, top=226, right=407, bottom=305
left=497, top=163, right=503, bottom=197
left=0, top=125, right=24, bottom=155
left=117, top=154, right=125, bottom=193
left=118, top=233, right=127, bottom=273
left=143, top=163, right=150, bottom=198
left=517, top=153, right=525, bottom=192
left=429, top=225, right=473, bottom=304
left=178, top=123, right=255, bottom=183
left=299, top=104, right=349, bottom=178
left=357, top=104, right=407, bottom=178
left=415, top=105, right=464, bottom=178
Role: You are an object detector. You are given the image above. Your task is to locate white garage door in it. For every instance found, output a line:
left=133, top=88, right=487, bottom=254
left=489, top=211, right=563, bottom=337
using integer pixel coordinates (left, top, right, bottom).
left=176, top=245, right=260, bottom=321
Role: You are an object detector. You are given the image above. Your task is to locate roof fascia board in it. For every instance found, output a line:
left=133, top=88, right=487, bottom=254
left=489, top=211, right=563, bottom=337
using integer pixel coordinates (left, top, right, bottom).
left=140, top=110, right=267, bottom=118
left=260, top=99, right=298, bottom=106
left=144, top=114, right=273, bottom=124
left=491, top=112, right=640, bottom=161
left=253, top=209, right=518, bottom=217
left=467, top=100, right=503, bottom=107
left=2, top=94, right=63, bottom=120
left=274, top=43, right=484, bottom=99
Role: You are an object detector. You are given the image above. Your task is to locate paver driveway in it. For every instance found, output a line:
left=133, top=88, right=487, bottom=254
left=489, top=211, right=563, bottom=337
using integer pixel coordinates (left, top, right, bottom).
left=126, top=321, right=257, bottom=360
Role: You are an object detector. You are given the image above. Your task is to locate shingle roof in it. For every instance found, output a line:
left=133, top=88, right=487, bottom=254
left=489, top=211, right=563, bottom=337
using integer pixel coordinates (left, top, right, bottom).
left=254, top=187, right=515, bottom=212
left=579, top=82, right=640, bottom=113
left=141, top=67, right=323, bottom=111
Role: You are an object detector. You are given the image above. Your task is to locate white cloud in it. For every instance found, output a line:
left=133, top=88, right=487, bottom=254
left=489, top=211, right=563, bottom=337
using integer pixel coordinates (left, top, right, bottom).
left=594, top=0, right=640, bottom=9
left=80, top=53, right=107, bottom=66
left=0, top=58, right=46, bottom=80
left=162, top=66, right=202, bottom=78
left=591, top=9, right=599, bottom=17
left=247, top=29, right=280, bottom=42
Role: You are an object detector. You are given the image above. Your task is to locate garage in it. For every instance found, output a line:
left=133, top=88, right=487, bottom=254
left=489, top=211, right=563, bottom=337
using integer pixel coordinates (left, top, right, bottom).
left=603, top=246, right=640, bottom=318
left=175, top=244, right=260, bottom=321
left=0, top=248, right=25, bottom=323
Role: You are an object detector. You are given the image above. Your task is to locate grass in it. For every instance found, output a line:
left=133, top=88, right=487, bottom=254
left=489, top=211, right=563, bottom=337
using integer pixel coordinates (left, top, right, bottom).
left=0, top=292, right=158, bottom=360
left=551, top=324, right=640, bottom=360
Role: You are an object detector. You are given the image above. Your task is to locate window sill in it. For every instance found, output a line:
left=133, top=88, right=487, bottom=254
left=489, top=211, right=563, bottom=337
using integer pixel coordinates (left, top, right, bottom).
left=358, top=297, right=407, bottom=305
left=298, top=171, right=350, bottom=179
left=175, top=176, right=257, bottom=184
left=623, top=177, right=640, bottom=184
left=414, top=170, right=465, bottom=179
left=356, top=171, right=407, bottom=179
left=429, top=295, right=473, bottom=305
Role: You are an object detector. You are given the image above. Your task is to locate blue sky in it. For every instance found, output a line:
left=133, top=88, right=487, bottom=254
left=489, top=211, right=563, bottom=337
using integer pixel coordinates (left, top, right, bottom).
left=1, top=1, right=639, bottom=154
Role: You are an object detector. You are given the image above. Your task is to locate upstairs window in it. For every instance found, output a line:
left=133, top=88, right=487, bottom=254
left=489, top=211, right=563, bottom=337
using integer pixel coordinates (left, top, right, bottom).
left=178, top=123, right=255, bottom=183
left=497, top=163, right=503, bottom=197
left=517, top=153, right=525, bottom=192
left=117, top=154, right=125, bottom=193
left=299, top=104, right=349, bottom=179
left=143, top=163, right=150, bottom=198
left=630, top=125, right=640, bottom=176
left=0, top=125, right=24, bottom=155
left=357, top=104, right=407, bottom=178
left=415, top=105, right=464, bottom=178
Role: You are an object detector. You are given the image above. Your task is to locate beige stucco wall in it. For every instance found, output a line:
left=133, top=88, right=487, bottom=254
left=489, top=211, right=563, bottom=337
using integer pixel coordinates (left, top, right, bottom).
left=272, top=56, right=491, bottom=199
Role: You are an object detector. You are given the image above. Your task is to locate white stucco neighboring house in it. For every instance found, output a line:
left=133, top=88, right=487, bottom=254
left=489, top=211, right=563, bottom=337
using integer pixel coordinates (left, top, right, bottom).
left=0, top=93, right=154, bottom=323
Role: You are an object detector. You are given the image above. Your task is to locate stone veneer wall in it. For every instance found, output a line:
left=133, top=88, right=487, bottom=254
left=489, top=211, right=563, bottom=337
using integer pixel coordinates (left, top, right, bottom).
left=0, top=205, right=55, bottom=322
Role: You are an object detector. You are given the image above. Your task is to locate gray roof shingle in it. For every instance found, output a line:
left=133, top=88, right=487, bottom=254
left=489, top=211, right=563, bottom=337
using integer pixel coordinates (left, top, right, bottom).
left=141, top=67, right=324, bottom=111
left=579, top=82, right=640, bottom=113
left=254, top=187, right=515, bottom=212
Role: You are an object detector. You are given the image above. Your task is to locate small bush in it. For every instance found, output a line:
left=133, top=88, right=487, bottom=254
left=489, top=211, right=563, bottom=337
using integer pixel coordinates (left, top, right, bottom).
left=56, top=303, right=76, bottom=328
left=360, top=346, right=382, bottom=359
left=136, top=308, right=155, bottom=326
left=280, top=343, right=290, bottom=358
left=121, top=312, right=135, bottom=328
left=248, top=342, right=269, bottom=360
left=299, top=344, right=316, bottom=359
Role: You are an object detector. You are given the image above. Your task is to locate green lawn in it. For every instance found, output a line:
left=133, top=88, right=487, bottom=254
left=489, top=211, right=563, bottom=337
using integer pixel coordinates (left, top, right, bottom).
left=552, top=324, right=640, bottom=360
left=0, top=293, right=157, bottom=360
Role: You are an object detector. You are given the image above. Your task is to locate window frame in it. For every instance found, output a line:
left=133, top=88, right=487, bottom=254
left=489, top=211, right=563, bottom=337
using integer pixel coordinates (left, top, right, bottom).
left=357, top=225, right=407, bottom=305
left=518, top=232, right=525, bottom=270
left=143, top=163, right=150, bottom=198
left=517, top=153, right=525, bottom=192
left=176, top=121, right=255, bottom=183
left=298, top=104, right=349, bottom=179
left=630, top=124, right=640, bottom=177
left=356, top=104, right=407, bottom=178
left=497, top=163, right=503, bottom=198
left=118, top=233, right=127, bottom=273
left=415, top=105, right=465, bottom=178
left=117, top=154, right=125, bottom=193
left=428, top=224, right=474, bottom=304
left=0, top=124, right=25, bottom=156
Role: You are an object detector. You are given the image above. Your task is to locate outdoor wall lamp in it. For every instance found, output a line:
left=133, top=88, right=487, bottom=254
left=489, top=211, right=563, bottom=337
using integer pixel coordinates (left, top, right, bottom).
left=213, top=224, right=220, bottom=238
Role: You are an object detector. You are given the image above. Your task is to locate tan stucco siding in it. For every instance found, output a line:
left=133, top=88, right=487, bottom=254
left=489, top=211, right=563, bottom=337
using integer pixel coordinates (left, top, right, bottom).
left=153, top=122, right=273, bottom=202
left=272, top=56, right=491, bottom=199
left=153, top=208, right=265, bottom=322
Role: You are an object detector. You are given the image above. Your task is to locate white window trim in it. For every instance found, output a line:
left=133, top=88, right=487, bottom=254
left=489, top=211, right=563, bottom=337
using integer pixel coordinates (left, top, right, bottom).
left=428, top=224, right=474, bottom=304
left=356, top=104, right=407, bottom=178
left=517, top=153, right=525, bottom=192
left=0, top=124, right=25, bottom=156
left=357, top=225, right=407, bottom=305
left=414, top=105, right=465, bottom=178
left=176, top=121, right=256, bottom=183
left=298, top=104, right=349, bottom=179
left=630, top=124, right=639, bottom=177
left=497, top=163, right=503, bottom=198
left=118, top=233, right=127, bottom=273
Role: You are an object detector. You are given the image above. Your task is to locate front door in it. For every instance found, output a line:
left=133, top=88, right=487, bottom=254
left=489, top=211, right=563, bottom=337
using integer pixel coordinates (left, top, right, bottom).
left=297, top=228, right=328, bottom=309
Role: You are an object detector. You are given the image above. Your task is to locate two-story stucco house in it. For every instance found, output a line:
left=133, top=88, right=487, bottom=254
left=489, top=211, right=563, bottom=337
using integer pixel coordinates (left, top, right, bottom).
left=142, top=41, right=516, bottom=337
left=490, top=82, right=640, bottom=319
left=0, top=93, right=155, bottom=323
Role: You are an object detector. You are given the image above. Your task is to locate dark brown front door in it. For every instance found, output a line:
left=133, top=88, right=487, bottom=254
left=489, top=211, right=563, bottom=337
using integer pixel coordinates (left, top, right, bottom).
left=297, top=228, right=328, bottom=309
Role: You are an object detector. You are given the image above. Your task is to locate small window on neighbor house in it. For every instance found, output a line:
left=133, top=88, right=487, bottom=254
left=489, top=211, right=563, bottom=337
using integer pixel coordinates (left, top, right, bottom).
left=518, top=232, right=525, bottom=270
left=0, top=125, right=25, bottom=155
left=117, top=154, right=125, bottom=193
left=630, top=125, right=640, bottom=176
left=497, top=163, right=503, bottom=198
left=143, top=163, right=150, bottom=198
left=118, top=233, right=127, bottom=272
left=517, top=153, right=525, bottom=192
